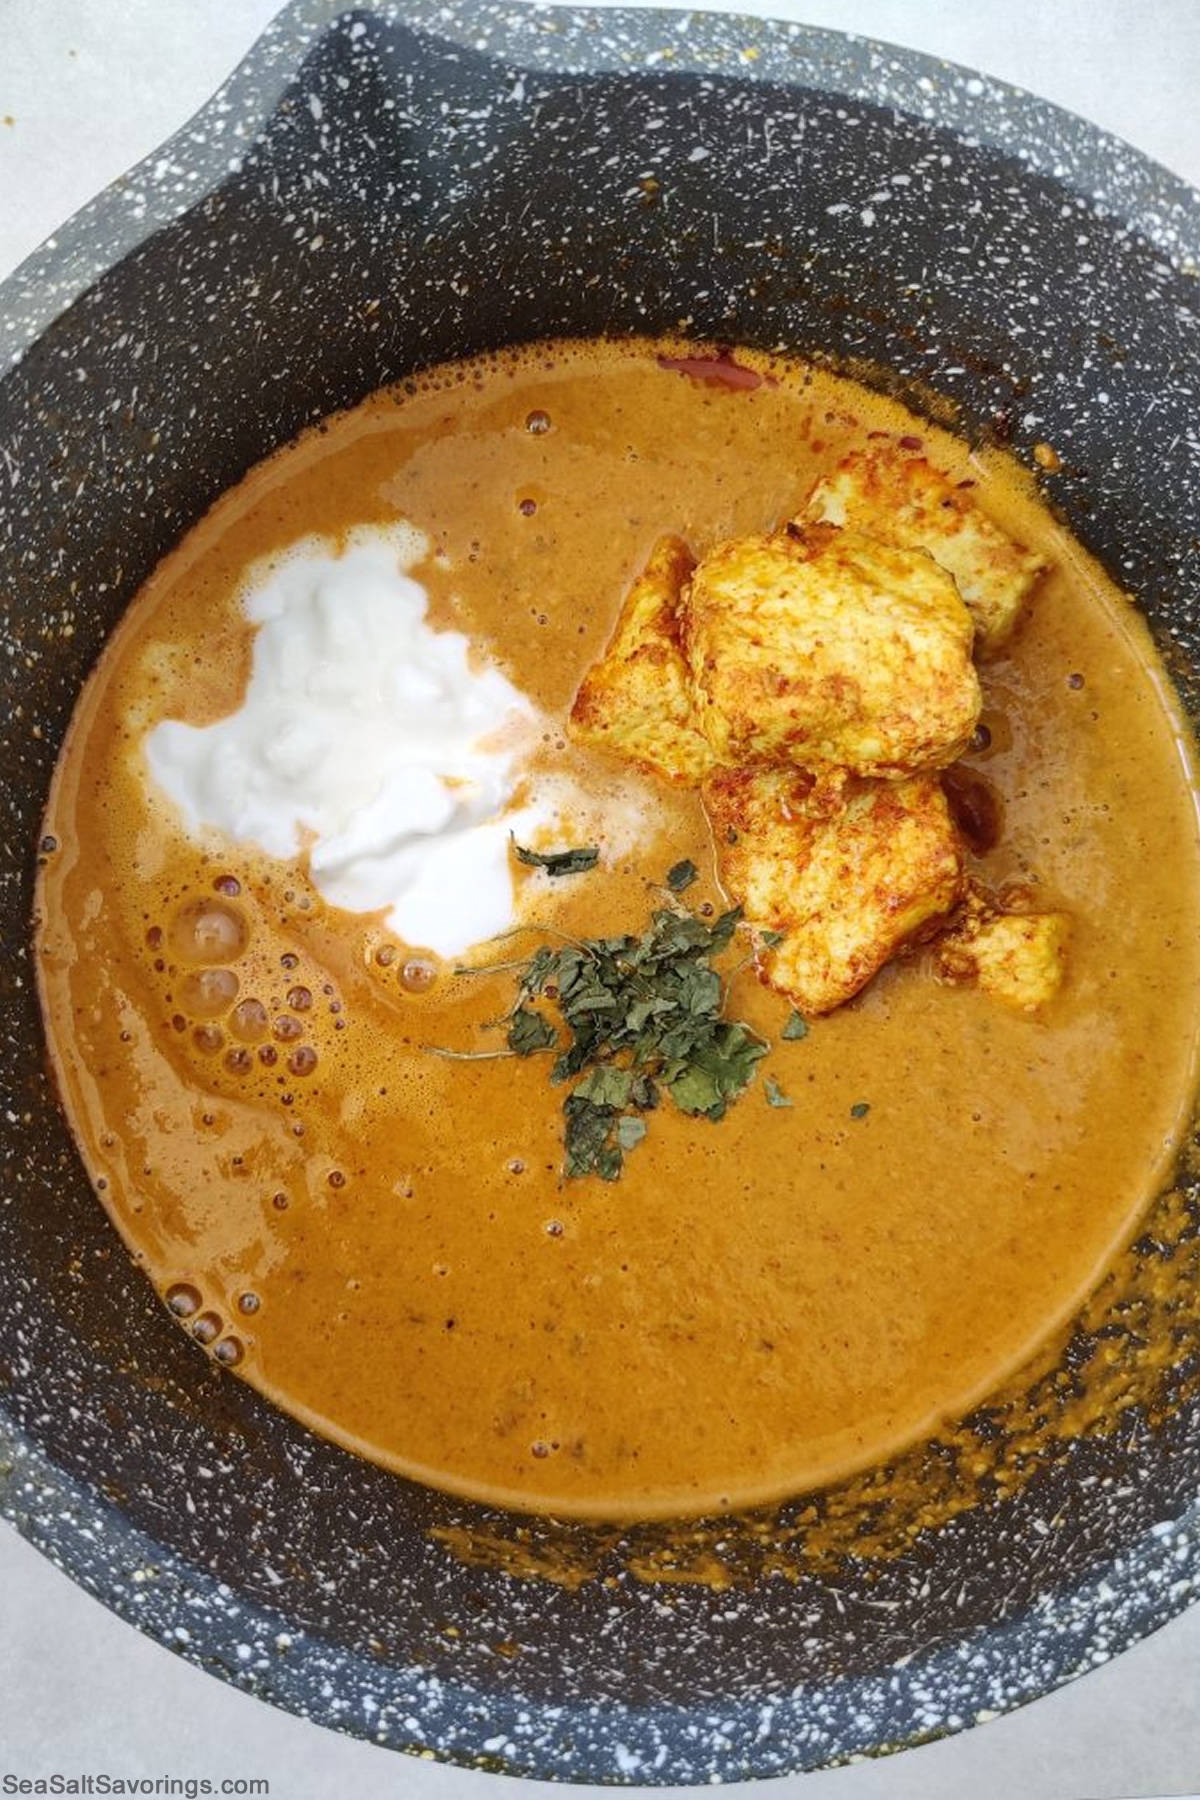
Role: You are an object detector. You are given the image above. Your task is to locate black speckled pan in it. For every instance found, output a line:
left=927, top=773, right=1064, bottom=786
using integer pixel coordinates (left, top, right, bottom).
left=5, top=0, right=1200, bottom=1782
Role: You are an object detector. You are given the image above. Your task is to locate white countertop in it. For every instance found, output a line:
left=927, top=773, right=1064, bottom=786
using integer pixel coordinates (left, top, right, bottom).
left=4, top=3, right=1200, bottom=1797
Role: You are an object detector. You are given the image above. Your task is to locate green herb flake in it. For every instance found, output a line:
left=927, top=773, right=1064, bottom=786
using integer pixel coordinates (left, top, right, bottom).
left=432, top=887, right=778, bottom=1181
left=849, top=1101, right=871, bottom=1121
left=563, top=1095, right=618, bottom=1178
left=782, top=1010, right=809, bottom=1041
left=506, top=1006, right=558, bottom=1057
left=667, top=1023, right=768, bottom=1119
left=513, top=839, right=600, bottom=878
left=764, top=1076, right=793, bottom=1109
left=616, top=1115, right=648, bottom=1152
left=574, top=1066, right=634, bottom=1109
left=666, top=858, right=698, bottom=893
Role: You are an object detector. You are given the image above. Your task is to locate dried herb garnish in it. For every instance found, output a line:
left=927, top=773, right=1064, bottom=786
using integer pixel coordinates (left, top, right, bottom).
left=764, top=1076, right=793, bottom=1108
left=512, top=839, right=600, bottom=878
left=666, top=858, right=698, bottom=893
left=507, top=1005, right=558, bottom=1056
left=782, top=1010, right=809, bottom=1041
left=849, top=1101, right=871, bottom=1120
left=437, top=876, right=773, bottom=1180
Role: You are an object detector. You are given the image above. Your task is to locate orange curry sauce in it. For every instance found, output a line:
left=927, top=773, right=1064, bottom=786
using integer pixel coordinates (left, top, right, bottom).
left=35, top=339, right=1200, bottom=1518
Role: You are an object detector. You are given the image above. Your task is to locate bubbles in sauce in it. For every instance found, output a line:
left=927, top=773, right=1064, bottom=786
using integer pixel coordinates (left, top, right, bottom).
left=168, top=898, right=249, bottom=966
left=165, top=1282, right=201, bottom=1318
left=167, top=1284, right=245, bottom=1368
left=231, top=997, right=268, bottom=1040
left=180, top=965, right=239, bottom=1016
left=400, top=956, right=436, bottom=993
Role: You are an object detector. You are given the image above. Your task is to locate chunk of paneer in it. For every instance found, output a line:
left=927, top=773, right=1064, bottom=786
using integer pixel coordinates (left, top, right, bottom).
left=704, top=765, right=963, bottom=1014
left=568, top=536, right=718, bottom=784
left=803, top=448, right=1046, bottom=650
left=935, top=903, right=1070, bottom=1010
left=681, top=523, right=981, bottom=778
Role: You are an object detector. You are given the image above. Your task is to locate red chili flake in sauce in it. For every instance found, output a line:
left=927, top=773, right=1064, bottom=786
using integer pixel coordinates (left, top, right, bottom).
left=656, top=349, right=775, bottom=391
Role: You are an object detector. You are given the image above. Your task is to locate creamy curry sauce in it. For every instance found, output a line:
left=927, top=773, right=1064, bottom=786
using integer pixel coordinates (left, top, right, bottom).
left=35, top=339, right=1200, bottom=1519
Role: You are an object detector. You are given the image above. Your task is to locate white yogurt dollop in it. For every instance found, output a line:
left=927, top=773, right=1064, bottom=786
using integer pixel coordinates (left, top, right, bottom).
left=146, top=529, right=539, bottom=958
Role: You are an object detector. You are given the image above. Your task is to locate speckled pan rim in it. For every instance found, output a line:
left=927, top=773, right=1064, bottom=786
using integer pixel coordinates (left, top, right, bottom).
left=7, top=1401, right=1200, bottom=1782
left=5, top=0, right=1200, bottom=1783
left=4, top=0, right=1199, bottom=374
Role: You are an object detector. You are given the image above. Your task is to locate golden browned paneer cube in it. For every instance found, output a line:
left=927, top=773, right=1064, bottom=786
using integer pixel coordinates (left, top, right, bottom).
left=936, top=906, right=1070, bottom=1010
left=804, top=448, right=1047, bottom=650
left=705, top=765, right=963, bottom=1014
left=682, top=524, right=981, bottom=778
left=568, top=536, right=718, bottom=784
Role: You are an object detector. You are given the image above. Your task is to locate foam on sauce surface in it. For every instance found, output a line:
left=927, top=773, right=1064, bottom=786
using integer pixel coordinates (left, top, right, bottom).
left=36, top=338, right=1200, bottom=1519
